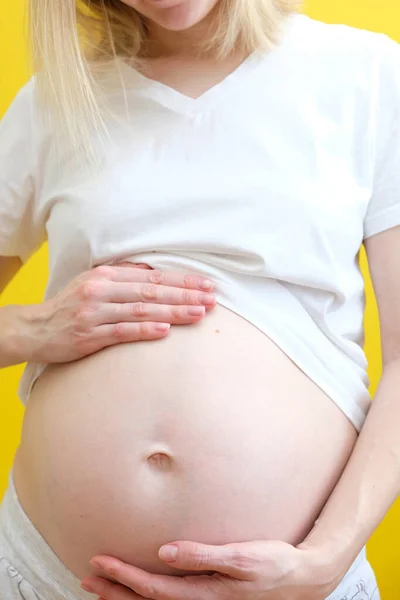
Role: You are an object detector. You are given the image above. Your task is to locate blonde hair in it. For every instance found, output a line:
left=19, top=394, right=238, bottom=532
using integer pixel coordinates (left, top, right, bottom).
left=29, top=0, right=300, bottom=163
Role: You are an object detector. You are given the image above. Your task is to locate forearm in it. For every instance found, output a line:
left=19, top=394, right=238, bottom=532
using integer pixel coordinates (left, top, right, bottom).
left=0, top=304, right=36, bottom=368
left=300, top=358, right=400, bottom=572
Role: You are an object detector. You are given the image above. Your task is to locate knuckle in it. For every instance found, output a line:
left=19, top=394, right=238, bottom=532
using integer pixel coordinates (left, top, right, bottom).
left=183, top=274, right=196, bottom=288
left=148, top=269, right=164, bottom=285
left=113, top=322, right=126, bottom=339
left=93, top=265, right=113, bottom=278
left=191, top=549, right=210, bottom=568
left=142, top=583, right=159, bottom=599
left=78, top=280, right=101, bottom=301
left=139, top=322, right=152, bottom=338
left=73, top=308, right=94, bottom=332
left=141, top=283, right=158, bottom=301
left=181, top=289, right=193, bottom=304
left=171, top=305, right=183, bottom=320
left=131, top=302, right=149, bottom=318
left=230, top=550, right=254, bottom=570
left=71, top=328, right=92, bottom=345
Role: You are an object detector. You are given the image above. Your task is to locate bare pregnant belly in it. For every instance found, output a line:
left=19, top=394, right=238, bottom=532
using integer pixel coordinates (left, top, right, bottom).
left=13, top=304, right=357, bottom=581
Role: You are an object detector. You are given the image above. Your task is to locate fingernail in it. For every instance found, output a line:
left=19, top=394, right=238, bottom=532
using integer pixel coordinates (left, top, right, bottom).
left=155, top=323, right=170, bottom=332
left=198, top=279, right=213, bottom=291
left=90, top=558, right=103, bottom=569
left=81, top=582, right=95, bottom=592
left=187, top=306, right=206, bottom=317
left=159, top=545, right=178, bottom=562
left=200, top=294, right=216, bottom=306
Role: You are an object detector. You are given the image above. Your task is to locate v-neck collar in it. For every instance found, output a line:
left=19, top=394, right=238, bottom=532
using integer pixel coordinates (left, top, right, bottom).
left=118, top=50, right=263, bottom=115
left=116, top=13, right=302, bottom=116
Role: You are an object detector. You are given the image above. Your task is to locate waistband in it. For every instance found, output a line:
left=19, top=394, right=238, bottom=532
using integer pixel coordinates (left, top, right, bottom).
left=326, top=546, right=369, bottom=600
left=0, top=471, right=92, bottom=600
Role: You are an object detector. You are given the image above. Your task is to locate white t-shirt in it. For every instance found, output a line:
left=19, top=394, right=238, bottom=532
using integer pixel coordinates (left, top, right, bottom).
left=1, top=14, right=400, bottom=431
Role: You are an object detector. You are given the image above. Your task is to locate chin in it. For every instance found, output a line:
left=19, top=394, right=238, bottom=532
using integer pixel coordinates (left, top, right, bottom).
left=137, top=0, right=218, bottom=32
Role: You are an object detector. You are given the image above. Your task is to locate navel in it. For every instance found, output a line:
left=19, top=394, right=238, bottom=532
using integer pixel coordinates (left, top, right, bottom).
left=147, top=452, right=173, bottom=470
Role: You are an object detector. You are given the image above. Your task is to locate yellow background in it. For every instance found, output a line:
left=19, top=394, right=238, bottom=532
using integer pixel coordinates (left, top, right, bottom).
left=0, top=0, right=399, bottom=598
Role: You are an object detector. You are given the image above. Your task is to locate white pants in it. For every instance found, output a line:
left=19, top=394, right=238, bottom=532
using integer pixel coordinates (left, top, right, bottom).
left=0, top=474, right=380, bottom=600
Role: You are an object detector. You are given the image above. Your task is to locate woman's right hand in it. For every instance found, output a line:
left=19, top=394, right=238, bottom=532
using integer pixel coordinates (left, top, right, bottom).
left=13, top=263, right=217, bottom=364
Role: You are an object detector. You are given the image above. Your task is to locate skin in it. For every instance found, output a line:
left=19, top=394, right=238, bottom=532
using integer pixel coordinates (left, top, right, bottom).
left=78, top=1, right=400, bottom=599
left=120, top=0, right=220, bottom=46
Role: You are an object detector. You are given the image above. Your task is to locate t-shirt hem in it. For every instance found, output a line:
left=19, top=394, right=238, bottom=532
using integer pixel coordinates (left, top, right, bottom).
left=213, top=295, right=370, bottom=433
left=17, top=272, right=372, bottom=434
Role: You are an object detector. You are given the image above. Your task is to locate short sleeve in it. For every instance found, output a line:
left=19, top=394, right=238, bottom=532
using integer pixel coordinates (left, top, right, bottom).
left=0, top=79, right=46, bottom=262
left=363, top=35, right=400, bottom=240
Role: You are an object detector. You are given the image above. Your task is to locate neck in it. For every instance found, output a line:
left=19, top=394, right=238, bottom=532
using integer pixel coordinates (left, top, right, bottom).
left=144, top=11, right=217, bottom=58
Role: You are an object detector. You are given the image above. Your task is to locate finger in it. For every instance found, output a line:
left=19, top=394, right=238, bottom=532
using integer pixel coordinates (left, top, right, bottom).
left=158, top=542, right=253, bottom=579
left=89, top=557, right=217, bottom=600
left=81, top=576, right=142, bottom=599
left=98, top=303, right=206, bottom=325
left=102, top=282, right=217, bottom=308
left=94, top=265, right=214, bottom=292
left=89, top=322, right=171, bottom=349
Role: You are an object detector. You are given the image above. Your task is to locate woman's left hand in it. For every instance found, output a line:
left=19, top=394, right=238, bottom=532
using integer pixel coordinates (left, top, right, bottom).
left=81, top=539, right=345, bottom=600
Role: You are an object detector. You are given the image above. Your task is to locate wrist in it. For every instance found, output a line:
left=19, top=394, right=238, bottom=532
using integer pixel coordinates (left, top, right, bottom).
left=294, top=543, right=346, bottom=596
left=297, top=531, right=358, bottom=585
left=0, top=303, right=41, bottom=367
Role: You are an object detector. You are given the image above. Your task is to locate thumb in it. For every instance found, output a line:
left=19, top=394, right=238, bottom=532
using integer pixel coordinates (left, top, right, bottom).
left=158, top=542, right=255, bottom=579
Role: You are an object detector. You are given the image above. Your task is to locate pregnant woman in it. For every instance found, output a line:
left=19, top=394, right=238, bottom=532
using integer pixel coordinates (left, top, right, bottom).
left=1, top=1, right=400, bottom=599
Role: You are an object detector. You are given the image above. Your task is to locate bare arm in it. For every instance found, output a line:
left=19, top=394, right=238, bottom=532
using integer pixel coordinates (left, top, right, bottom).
left=0, top=256, right=33, bottom=369
left=298, top=225, right=400, bottom=574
